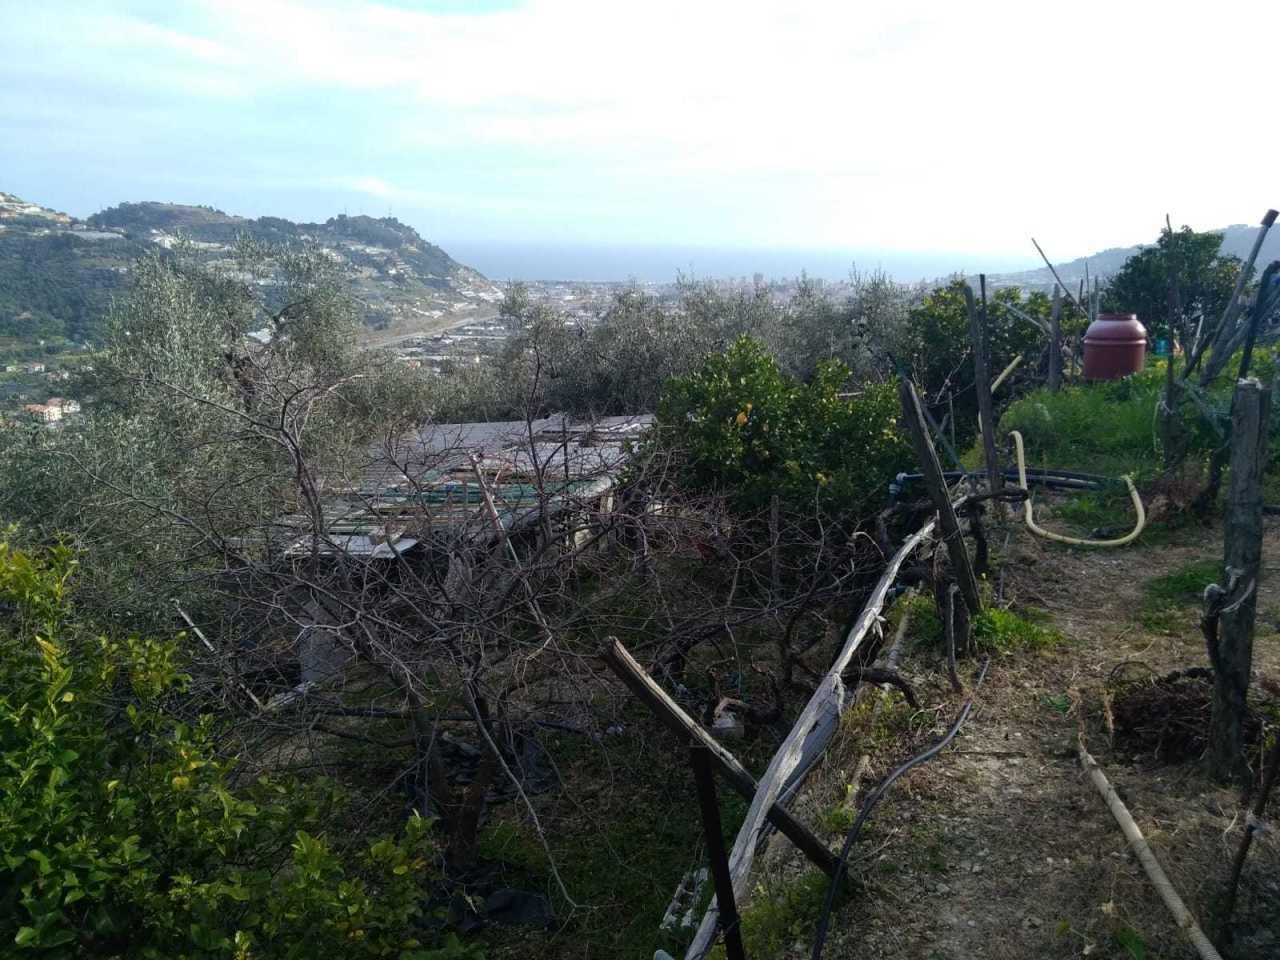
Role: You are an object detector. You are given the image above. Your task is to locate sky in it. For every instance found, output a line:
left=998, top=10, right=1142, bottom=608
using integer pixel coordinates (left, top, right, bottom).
left=3, top=0, right=1278, bottom=280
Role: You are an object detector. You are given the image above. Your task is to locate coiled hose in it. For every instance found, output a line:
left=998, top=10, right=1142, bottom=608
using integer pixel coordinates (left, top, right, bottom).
left=1009, top=429, right=1146, bottom=547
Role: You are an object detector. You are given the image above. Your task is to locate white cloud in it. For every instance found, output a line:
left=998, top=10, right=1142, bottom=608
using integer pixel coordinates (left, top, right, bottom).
left=6, top=0, right=1280, bottom=254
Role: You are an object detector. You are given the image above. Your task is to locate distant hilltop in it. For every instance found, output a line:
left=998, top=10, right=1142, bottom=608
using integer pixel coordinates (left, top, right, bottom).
left=0, top=191, right=501, bottom=350
left=987, top=221, right=1280, bottom=294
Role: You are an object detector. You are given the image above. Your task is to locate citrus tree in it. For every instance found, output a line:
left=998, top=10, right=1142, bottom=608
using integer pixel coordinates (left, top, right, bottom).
left=653, top=336, right=909, bottom=521
left=0, top=538, right=473, bottom=960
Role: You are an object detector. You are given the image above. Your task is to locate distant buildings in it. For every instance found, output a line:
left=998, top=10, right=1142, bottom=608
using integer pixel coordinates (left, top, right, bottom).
left=17, top=396, right=79, bottom=425
left=21, top=403, right=61, bottom=424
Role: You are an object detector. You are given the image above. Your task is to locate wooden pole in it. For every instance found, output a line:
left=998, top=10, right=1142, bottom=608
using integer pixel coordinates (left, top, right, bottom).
left=601, top=638, right=838, bottom=877
left=1078, top=734, right=1224, bottom=960
left=1209, top=378, right=1271, bottom=782
left=1048, top=284, right=1063, bottom=392
left=689, top=745, right=747, bottom=960
left=966, top=278, right=1004, bottom=506
left=898, top=377, right=982, bottom=614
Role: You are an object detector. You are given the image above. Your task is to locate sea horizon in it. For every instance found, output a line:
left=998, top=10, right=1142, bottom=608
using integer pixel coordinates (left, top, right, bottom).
left=442, top=241, right=1041, bottom=285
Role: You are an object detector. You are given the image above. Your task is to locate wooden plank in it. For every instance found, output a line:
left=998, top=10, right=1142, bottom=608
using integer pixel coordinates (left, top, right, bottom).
left=898, top=377, right=982, bottom=614
left=682, top=513, right=938, bottom=958
left=601, top=639, right=839, bottom=877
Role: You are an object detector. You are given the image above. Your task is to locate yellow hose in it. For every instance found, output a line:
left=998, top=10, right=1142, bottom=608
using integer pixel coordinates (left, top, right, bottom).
left=1009, top=430, right=1146, bottom=547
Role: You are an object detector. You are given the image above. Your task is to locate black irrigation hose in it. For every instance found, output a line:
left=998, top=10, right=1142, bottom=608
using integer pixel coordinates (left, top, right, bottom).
left=889, top=469, right=1108, bottom=501
left=810, top=657, right=992, bottom=960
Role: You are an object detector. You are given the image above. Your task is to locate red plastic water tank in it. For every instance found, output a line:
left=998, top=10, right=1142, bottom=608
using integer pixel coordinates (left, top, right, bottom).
left=1083, top=313, right=1147, bottom=379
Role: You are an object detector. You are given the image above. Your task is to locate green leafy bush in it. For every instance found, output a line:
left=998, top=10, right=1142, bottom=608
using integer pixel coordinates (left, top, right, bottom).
left=0, top=540, right=464, bottom=959
left=652, top=336, right=910, bottom=519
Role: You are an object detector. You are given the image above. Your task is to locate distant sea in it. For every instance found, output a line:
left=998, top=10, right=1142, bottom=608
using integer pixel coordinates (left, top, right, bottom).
left=443, top=242, right=1039, bottom=284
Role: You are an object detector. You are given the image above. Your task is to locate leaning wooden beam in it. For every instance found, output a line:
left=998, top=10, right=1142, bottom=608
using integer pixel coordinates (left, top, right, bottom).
left=1077, top=733, right=1224, bottom=960
left=1031, top=237, right=1088, bottom=316
left=1193, top=210, right=1278, bottom=385
left=601, top=638, right=839, bottom=877
left=683, top=514, right=939, bottom=959
left=1000, top=301, right=1050, bottom=336
left=898, top=377, right=982, bottom=614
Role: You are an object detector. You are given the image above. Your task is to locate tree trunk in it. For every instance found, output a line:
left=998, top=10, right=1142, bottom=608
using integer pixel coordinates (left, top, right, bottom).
left=1209, top=378, right=1270, bottom=783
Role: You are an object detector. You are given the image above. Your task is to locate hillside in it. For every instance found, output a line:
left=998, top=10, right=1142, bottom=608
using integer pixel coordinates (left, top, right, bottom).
left=988, top=221, right=1280, bottom=293
left=0, top=191, right=500, bottom=354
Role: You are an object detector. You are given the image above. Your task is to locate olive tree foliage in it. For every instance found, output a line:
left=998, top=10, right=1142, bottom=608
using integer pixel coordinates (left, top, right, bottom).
left=0, top=242, right=434, bottom=628
left=0, top=243, right=896, bottom=898
left=434, top=269, right=921, bottom=423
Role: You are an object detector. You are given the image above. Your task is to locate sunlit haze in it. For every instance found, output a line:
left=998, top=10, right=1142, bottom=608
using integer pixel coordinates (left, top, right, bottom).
left=5, top=0, right=1276, bottom=278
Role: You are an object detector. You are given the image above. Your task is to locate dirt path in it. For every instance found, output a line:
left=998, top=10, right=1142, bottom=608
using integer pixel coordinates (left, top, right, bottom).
left=809, top=517, right=1280, bottom=960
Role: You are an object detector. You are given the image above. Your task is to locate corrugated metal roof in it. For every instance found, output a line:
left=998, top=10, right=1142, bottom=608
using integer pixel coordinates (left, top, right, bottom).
left=280, top=414, right=651, bottom=557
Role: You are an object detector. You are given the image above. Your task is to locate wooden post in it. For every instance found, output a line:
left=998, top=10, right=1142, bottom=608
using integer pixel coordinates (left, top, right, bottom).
left=1209, top=378, right=1271, bottom=783
left=1048, top=284, right=1063, bottom=392
left=966, top=279, right=1003, bottom=505
left=689, top=745, right=746, bottom=960
left=601, top=638, right=838, bottom=877
left=898, top=378, right=982, bottom=614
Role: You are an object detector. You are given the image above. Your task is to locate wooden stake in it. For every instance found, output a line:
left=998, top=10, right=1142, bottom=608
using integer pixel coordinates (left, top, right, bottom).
left=601, top=638, right=838, bottom=877
left=898, top=378, right=982, bottom=614
left=1209, top=378, right=1271, bottom=782
left=966, top=278, right=1004, bottom=508
left=689, top=745, right=746, bottom=960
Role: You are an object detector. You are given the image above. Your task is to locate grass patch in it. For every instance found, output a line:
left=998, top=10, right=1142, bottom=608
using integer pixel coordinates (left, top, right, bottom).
left=1050, top=484, right=1137, bottom=533
left=899, top=591, right=943, bottom=648
left=472, top=712, right=754, bottom=960
left=901, top=591, right=1059, bottom=654
left=973, top=607, right=1062, bottom=653
left=707, top=869, right=837, bottom=960
left=1140, top=558, right=1219, bottom=632
left=999, top=368, right=1168, bottom=481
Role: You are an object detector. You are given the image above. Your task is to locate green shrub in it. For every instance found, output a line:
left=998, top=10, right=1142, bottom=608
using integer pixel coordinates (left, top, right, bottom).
left=652, top=336, right=910, bottom=519
left=0, top=540, right=465, bottom=959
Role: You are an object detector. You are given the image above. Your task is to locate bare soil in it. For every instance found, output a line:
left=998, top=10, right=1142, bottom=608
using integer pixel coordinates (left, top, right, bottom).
left=791, top=512, right=1280, bottom=960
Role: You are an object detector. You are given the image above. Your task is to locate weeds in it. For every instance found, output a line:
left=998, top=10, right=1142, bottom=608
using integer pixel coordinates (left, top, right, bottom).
left=707, top=870, right=837, bottom=960
left=973, top=607, right=1062, bottom=653
left=1140, top=558, right=1219, bottom=632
